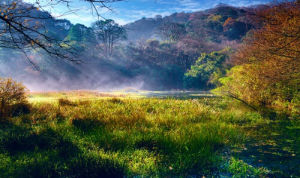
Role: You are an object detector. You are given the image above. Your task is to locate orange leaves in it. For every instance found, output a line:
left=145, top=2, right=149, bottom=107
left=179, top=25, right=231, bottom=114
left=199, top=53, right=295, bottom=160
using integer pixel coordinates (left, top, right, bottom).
left=219, top=2, right=300, bottom=111
left=0, top=78, right=28, bottom=118
left=0, top=2, right=17, bottom=20
left=233, top=2, right=300, bottom=65
left=223, top=17, right=234, bottom=27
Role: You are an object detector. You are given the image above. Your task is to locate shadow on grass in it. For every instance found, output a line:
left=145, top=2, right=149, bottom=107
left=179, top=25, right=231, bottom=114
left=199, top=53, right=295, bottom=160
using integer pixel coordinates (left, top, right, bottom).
left=2, top=127, right=79, bottom=159
left=232, top=119, right=300, bottom=177
left=0, top=121, right=125, bottom=178
left=71, top=117, right=103, bottom=132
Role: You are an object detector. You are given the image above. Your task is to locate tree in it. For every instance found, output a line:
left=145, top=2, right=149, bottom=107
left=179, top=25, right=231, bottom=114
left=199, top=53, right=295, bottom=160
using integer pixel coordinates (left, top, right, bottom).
left=159, top=22, right=186, bottom=41
left=64, top=24, right=97, bottom=52
left=0, top=0, right=123, bottom=65
left=223, top=17, right=251, bottom=40
left=0, top=78, right=28, bottom=118
left=184, top=49, right=231, bottom=89
left=92, top=19, right=126, bottom=56
left=215, top=1, right=300, bottom=114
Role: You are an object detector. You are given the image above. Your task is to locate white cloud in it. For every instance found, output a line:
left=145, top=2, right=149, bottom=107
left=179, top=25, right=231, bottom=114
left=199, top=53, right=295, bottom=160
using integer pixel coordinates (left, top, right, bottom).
left=113, top=18, right=131, bottom=25
left=23, top=0, right=273, bottom=26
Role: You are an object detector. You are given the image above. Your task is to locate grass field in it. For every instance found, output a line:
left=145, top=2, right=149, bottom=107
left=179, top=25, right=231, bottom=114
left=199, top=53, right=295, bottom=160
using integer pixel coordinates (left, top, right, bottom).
left=28, top=90, right=215, bottom=102
left=0, top=91, right=299, bottom=177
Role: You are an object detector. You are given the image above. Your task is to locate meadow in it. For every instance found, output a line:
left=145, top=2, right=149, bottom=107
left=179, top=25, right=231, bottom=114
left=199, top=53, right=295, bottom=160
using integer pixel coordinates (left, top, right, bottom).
left=0, top=91, right=299, bottom=177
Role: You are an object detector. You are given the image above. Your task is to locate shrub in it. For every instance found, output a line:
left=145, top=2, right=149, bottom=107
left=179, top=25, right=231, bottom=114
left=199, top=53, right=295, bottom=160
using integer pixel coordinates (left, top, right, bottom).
left=0, top=78, right=29, bottom=118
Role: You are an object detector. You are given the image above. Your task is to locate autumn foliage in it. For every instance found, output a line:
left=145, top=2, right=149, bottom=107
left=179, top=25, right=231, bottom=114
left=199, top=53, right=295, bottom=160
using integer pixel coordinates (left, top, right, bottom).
left=0, top=78, right=29, bottom=118
left=216, top=1, right=300, bottom=115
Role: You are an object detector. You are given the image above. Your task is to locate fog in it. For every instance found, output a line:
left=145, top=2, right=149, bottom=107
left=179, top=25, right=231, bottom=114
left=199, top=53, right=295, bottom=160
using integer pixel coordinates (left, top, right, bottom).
left=0, top=50, right=147, bottom=92
left=0, top=3, right=256, bottom=91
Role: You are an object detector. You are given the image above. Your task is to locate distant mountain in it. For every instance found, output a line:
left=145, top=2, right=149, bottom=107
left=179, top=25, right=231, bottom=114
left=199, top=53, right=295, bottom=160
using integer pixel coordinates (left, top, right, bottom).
left=124, top=13, right=190, bottom=41
left=124, top=5, right=257, bottom=42
left=17, top=3, right=257, bottom=44
left=8, top=2, right=259, bottom=44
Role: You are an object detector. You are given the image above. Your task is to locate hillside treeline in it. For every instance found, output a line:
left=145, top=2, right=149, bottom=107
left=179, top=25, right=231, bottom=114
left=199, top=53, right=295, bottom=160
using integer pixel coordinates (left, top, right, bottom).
left=0, top=3, right=257, bottom=90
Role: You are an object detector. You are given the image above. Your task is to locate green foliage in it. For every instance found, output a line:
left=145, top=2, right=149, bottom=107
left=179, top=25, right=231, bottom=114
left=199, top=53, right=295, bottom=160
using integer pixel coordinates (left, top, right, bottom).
left=92, top=19, right=127, bottom=42
left=214, top=64, right=300, bottom=116
left=225, top=157, right=270, bottom=177
left=65, top=24, right=95, bottom=43
left=92, top=19, right=127, bottom=56
left=184, top=49, right=231, bottom=89
left=64, top=24, right=96, bottom=50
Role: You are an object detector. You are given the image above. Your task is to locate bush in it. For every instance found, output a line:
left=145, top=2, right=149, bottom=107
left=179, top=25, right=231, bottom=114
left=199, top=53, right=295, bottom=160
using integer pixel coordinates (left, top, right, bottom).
left=0, top=78, right=29, bottom=118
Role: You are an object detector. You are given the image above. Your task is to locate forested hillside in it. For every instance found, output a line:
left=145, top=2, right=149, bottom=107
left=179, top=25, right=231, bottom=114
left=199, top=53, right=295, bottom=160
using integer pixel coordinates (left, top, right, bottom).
left=0, top=3, right=259, bottom=91
left=125, top=4, right=257, bottom=42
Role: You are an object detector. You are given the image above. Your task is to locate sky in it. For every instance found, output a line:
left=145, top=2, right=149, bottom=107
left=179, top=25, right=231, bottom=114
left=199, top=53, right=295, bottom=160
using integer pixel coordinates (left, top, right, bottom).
left=23, top=0, right=274, bottom=26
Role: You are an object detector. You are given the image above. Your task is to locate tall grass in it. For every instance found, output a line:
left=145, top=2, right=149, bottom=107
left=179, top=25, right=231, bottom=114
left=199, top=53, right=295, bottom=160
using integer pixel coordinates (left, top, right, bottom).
left=0, top=97, right=270, bottom=177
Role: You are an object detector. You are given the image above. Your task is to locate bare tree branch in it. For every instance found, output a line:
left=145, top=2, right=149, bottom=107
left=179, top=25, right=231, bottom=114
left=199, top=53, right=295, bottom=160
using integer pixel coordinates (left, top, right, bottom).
left=0, top=0, right=124, bottom=68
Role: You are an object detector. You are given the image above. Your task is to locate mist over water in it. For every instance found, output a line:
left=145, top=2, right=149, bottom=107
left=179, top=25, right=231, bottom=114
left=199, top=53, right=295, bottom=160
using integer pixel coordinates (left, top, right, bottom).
left=23, top=77, right=146, bottom=92
left=1, top=62, right=146, bottom=92
left=0, top=50, right=148, bottom=92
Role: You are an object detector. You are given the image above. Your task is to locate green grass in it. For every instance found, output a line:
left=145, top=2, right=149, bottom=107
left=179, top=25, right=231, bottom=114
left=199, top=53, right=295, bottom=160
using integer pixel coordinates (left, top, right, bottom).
left=0, top=92, right=297, bottom=177
left=225, top=157, right=271, bottom=177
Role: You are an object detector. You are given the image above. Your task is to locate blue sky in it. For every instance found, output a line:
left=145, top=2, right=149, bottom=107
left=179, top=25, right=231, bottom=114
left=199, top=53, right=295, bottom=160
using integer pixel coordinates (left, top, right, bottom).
left=24, top=0, right=274, bottom=26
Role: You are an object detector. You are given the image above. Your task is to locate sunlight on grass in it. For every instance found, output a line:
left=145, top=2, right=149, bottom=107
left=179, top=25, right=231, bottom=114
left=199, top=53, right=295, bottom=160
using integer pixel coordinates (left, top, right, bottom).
left=1, top=91, right=297, bottom=177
